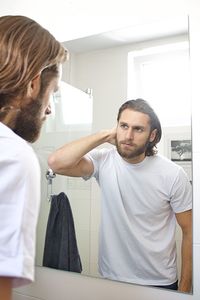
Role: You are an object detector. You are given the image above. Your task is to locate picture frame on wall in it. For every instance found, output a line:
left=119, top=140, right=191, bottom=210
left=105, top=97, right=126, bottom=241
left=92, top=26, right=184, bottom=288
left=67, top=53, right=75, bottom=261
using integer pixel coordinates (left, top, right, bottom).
left=164, top=130, right=192, bottom=182
left=170, top=139, right=192, bottom=162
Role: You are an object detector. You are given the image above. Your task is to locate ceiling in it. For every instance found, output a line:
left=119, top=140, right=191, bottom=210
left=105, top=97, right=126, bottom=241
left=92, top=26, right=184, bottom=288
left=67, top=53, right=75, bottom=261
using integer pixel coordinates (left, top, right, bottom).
left=0, top=1, right=158, bottom=42
left=64, top=17, right=188, bottom=53
left=0, top=1, right=188, bottom=46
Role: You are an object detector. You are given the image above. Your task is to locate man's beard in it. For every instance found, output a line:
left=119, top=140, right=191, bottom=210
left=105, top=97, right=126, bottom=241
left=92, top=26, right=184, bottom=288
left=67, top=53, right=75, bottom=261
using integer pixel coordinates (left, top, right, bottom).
left=13, top=97, right=44, bottom=143
left=116, top=138, right=150, bottom=160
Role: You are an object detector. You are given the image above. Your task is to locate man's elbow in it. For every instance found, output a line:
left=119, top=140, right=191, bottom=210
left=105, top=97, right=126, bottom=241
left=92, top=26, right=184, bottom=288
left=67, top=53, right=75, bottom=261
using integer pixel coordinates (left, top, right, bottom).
left=48, top=154, right=60, bottom=173
left=48, top=153, right=75, bottom=175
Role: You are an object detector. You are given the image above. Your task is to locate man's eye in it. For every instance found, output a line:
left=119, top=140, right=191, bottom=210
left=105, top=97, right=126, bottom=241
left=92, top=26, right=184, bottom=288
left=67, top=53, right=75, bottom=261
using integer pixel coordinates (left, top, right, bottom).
left=121, top=124, right=128, bottom=129
left=135, top=127, right=143, bottom=132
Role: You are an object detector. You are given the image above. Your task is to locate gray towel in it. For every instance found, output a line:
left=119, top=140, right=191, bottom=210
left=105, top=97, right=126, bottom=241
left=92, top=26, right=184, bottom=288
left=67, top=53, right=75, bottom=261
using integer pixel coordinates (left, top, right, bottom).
left=43, top=192, right=82, bottom=273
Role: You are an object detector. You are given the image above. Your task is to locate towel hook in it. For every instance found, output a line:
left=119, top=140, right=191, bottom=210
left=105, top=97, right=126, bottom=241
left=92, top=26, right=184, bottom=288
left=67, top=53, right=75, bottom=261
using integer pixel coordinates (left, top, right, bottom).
left=46, top=168, right=56, bottom=201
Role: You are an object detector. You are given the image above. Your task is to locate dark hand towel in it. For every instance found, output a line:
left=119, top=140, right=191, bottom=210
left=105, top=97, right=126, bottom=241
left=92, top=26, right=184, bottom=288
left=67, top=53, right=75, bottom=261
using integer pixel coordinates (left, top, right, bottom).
left=43, top=192, right=82, bottom=273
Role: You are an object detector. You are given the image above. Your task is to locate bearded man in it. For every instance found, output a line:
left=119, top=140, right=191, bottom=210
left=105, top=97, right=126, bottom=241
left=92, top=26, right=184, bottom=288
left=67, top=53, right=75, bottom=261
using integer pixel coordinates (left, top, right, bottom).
left=48, top=98, right=192, bottom=293
left=0, top=15, right=67, bottom=300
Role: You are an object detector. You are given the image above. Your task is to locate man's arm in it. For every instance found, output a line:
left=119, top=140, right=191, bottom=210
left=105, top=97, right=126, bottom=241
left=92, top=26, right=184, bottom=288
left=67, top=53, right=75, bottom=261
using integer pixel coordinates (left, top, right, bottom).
left=175, top=209, right=192, bottom=293
left=48, top=128, right=116, bottom=177
left=0, top=277, right=12, bottom=300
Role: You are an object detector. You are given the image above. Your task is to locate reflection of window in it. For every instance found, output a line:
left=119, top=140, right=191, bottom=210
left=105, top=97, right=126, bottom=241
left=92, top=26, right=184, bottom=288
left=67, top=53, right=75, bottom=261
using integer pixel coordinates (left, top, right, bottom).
left=128, top=41, right=190, bottom=127
left=46, top=81, right=93, bottom=132
left=59, top=82, right=93, bottom=126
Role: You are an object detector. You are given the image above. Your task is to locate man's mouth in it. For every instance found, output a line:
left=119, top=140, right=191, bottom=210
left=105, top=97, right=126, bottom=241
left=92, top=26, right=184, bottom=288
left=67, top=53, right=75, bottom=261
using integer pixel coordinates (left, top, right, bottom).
left=121, top=141, right=134, bottom=147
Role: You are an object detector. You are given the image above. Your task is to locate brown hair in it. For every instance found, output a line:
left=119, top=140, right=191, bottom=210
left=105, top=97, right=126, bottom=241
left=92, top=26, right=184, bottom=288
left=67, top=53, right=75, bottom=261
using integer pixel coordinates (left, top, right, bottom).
left=0, top=15, right=68, bottom=105
left=117, top=99, right=162, bottom=156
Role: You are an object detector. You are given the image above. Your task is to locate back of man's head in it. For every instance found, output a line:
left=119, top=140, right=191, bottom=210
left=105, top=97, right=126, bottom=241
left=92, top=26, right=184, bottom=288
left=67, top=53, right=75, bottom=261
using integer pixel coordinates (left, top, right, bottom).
left=0, top=15, right=67, bottom=104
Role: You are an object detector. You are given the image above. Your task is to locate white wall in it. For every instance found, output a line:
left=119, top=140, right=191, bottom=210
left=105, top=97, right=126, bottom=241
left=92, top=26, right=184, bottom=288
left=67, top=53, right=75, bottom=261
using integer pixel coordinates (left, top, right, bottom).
left=12, top=2, right=200, bottom=300
left=33, top=126, right=93, bottom=275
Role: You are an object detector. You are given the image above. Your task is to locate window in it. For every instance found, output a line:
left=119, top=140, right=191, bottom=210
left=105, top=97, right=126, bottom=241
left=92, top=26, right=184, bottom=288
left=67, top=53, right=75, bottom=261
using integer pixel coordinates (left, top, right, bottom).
left=46, top=81, right=93, bottom=133
left=128, top=41, right=190, bottom=127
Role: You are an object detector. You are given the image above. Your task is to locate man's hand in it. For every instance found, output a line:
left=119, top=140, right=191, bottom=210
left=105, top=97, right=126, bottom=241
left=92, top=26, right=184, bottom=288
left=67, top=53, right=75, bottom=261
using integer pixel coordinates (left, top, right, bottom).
left=103, top=127, right=117, bottom=145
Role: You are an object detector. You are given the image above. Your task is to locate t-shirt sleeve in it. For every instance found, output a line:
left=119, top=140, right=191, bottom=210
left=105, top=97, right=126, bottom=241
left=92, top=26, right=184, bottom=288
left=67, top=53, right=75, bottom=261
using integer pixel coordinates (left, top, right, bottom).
left=83, top=148, right=108, bottom=181
left=170, top=167, right=192, bottom=213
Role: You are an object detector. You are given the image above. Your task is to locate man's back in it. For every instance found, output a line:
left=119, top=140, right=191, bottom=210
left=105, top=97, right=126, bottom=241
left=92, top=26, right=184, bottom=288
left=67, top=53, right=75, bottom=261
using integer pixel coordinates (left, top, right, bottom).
left=0, top=122, right=41, bottom=287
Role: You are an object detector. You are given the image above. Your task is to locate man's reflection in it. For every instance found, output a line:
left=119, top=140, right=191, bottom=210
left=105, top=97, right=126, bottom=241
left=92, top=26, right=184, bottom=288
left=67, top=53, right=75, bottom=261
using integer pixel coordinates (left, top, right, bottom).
left=48, top=98, right=192, bottom=292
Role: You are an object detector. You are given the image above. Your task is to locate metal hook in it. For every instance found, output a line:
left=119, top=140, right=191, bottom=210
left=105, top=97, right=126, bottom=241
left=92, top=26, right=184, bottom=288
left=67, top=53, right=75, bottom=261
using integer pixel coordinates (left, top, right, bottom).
left=46, top=169, right=56, bottom=201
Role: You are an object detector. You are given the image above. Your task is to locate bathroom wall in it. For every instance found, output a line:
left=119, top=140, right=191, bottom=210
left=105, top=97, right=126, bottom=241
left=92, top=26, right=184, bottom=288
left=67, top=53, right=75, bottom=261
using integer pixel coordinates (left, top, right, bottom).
left=33, top=84, right=93, bottom=275
left=13, top=2, right=200, bottom=300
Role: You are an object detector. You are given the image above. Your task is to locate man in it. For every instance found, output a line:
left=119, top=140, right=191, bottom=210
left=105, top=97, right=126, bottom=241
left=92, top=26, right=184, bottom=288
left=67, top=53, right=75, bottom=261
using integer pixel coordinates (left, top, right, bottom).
left=48, top=99, right=192, bottom=292
left=0, top=15, right=67, bottom=300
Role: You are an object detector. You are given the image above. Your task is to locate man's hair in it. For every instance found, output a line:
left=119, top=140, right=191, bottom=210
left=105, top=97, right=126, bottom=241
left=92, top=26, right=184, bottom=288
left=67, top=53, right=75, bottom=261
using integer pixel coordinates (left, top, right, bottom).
left=0, top=15, right=68, bottom=106
left=117, top=98, right=162, bottom=156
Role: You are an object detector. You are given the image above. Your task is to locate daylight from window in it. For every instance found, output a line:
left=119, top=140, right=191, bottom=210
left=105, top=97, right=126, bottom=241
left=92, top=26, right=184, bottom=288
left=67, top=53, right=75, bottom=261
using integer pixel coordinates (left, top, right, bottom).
left=128, top=42, right=190, bottom=127
left=47, top=81, right=93, bottom=132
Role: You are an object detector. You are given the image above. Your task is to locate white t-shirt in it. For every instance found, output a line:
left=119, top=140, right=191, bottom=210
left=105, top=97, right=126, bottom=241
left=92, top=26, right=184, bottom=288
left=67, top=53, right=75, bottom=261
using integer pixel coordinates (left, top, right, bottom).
left=85, top=147, right=192, bottom=286
left=0, top=122, right=41, bottom=287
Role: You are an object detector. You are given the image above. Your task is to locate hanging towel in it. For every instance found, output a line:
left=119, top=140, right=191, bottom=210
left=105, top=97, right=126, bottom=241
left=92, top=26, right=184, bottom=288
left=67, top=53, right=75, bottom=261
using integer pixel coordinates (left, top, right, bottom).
left=42, top=192, right=82, bottom=273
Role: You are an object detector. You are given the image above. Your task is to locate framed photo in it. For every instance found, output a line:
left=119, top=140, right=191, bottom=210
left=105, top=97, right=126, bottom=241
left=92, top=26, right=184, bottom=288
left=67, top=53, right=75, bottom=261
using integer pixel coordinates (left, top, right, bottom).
left=163, top=130, right=192, bottom=182
left=170, top=139, right=192, bottom=162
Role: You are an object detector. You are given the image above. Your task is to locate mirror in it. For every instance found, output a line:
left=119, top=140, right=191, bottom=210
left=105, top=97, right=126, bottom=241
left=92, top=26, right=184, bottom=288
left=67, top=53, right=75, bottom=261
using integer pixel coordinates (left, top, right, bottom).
left=33, top=16, right=192, bottom=293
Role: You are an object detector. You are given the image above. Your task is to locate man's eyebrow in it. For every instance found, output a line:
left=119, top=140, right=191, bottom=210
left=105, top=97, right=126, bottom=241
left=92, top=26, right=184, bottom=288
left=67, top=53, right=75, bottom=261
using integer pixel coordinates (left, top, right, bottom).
left=132, top=125, right=146, bottom=130
left=133, top=125, right=145, bottom=129
left=119, top=121, right=145, bottom=128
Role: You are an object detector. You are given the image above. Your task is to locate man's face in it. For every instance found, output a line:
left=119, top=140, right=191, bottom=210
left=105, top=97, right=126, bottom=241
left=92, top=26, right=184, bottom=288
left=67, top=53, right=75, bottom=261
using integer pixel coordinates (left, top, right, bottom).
left=13, top=75, right=60, bottom=143
left=116, top=109, right=156, bottom=163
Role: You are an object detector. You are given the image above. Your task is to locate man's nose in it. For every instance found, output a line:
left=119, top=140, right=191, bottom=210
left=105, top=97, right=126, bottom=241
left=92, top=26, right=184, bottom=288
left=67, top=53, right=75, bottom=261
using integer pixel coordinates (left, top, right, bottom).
left=125, top=128, right=134, bottom=140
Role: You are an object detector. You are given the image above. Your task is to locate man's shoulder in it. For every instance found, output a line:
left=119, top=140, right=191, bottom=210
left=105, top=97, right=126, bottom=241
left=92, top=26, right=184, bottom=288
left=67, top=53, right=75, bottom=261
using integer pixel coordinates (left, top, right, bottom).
left=150, top=154, right=182, bottom=170
left=88, top=146, right=116, bottom=159
left=153, top=154, right=178, bottom=164
left=1, top=122, right=34, bottom=151
left=151, top=155, right=186, bottom=179
left=0, top=123, right=39, bottom=172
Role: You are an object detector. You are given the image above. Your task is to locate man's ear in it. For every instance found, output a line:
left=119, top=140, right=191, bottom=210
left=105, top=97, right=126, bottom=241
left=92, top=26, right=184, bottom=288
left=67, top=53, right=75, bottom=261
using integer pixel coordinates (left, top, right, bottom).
left=149, top=129, right=157, bottom=142
left=26, top=74, right=41, bottom=99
